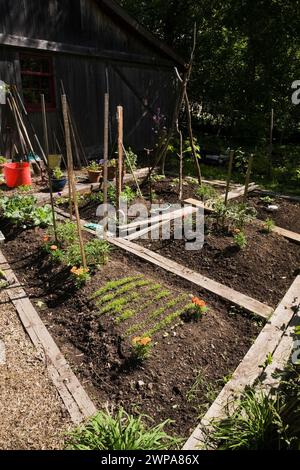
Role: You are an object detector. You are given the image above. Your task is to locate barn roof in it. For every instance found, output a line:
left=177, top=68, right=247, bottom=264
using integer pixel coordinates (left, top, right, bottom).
left=97, top=0, right=187, bottom=68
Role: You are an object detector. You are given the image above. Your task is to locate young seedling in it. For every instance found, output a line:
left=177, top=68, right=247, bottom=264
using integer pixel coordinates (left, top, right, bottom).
left=264, top=218, right=275, bottom=233
left=234, top=231, right=247, bottom=250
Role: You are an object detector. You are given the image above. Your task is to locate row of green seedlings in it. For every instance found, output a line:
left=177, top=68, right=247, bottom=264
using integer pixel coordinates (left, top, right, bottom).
left=91, top=275, right=209, bottom=361
left=43, top=221, right=111, bottom=287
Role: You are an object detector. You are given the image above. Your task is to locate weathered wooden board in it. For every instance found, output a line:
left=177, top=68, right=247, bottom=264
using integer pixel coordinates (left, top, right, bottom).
left=0, top=250, right=97, bottom=424
left=183, top=275, right=300, bottom=450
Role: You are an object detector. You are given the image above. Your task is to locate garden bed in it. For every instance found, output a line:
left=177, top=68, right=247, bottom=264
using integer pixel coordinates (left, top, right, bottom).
left=136, top=220, right=300, bottom=308
left=242, top=193, right=300, bottom=234
left=0, top=223, right=261, bottom=438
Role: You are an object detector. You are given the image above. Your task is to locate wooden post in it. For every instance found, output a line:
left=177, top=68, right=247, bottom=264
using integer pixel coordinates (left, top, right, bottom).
left=225, top=150, right=235, bottom=206
left=176, top=119, right=184, bottom=200
left=184, top=91, right=202, bottom=186
left=243, top=154, right=254, bottom=203
left=62, top=94, right=87, bottom=269
left=103, top=93, right=109, bottom=234
left=268, top=108, right=274, bottom=176
left=41, top=94, right=58, bottom=244
left=116, top=106, right=124, bottom=220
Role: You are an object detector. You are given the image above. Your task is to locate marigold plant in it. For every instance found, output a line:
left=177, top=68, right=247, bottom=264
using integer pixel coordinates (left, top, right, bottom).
left=132, top=336, right=153, bottom=360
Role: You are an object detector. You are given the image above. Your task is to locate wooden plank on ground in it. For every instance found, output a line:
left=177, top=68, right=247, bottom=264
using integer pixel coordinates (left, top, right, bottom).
left=107, top=237, right=273, bottom=319
left=183, top=275, right=300, bottom=450
left=0, top=250, right=97, bottom=424
left=124, top=206, right=198, bottom=241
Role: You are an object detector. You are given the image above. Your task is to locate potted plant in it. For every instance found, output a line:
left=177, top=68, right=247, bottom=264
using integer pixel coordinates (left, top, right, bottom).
left=87, top=161, right=103, bottom=183
left=107, top=159, right=118, bottom=180
left=51, top=167, right=67, bottom=192
left=0, top=156, right=7, bottom=175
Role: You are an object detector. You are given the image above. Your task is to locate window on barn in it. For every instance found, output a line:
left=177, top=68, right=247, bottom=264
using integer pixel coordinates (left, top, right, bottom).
left=20, top=54, right=56, bottom=111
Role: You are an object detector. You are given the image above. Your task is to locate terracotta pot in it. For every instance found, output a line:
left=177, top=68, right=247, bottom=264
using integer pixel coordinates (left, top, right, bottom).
left=88, top=169, right=102, bottom=183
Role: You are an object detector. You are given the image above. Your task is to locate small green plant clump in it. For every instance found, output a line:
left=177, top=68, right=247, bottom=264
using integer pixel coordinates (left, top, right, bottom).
left=52, top=167, right=65, bottom=180
left=107, top=184, right=137, bottom=206
left=234, top=230, right=247, bottom=250
left=125, top=148, right=138, bottom=171
left=0, top=195, right=52, bottom=227
left=45, top=221, right=110, bottom=287
left=67, top=408, right=181, bottom=450
left=132, top=335, right=153, bottom=360
left=196, top=184, right=219, bottom=202
left=264, top=218, right=275, bottom=233
left=260, top=196, right=275, bottom=205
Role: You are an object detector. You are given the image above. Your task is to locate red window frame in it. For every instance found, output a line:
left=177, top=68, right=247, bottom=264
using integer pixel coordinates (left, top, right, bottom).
left=20, top=53, right=56, bottom=112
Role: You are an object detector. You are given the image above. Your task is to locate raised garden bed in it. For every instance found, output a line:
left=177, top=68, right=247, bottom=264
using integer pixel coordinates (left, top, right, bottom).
left=242, top=192, right=300, bottom=234
left=0, top=223, right=262, bottom=438
left=136, top=220, right=300, bottom=308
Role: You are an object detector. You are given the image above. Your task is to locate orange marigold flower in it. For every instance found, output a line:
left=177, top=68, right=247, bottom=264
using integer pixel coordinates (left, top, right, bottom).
left=139, top=337, right=152, bottom=346
left=50, top=245, right=58, bottom=251
left=71, top=267, right=78, bottom=274
left=43, top=236, right=49, bottom=242
left=192, top=297, right=207, bottom=308
left=132, top=336, right=141, bottom=345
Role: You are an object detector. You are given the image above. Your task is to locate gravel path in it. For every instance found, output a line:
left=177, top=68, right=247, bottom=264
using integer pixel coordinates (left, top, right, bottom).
left=0, top=290, right=71, bottom=450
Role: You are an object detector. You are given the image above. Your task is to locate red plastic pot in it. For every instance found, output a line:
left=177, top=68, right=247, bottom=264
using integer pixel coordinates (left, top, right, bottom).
left=4, top=162, right=32, bottom=188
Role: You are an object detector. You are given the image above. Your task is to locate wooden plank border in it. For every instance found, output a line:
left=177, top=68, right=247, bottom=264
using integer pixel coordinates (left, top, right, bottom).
left=183, top=275, right=300, bottom=450
left=0, top=250, right=97, bottom=424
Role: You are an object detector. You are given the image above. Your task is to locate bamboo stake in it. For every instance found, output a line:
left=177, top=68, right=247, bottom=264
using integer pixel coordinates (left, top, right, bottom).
left=225, top=150, right=235, bottom=206
left=243, top=154, right=254, bottom=203
left=176, top=119, right=184, bottom=200
left=41, top=94, right=58, bottom=244
left=7, top=95, right=27, bottom=158
left=184, top=91, right=202, bottom=185
left=62, top=94, right=87, bottom=269
left=116, top=106, right=124, bottom=221
left=122, top=143, right=143, bottom=199
left=12, top=85, right=47, bottom=165
left=103, top=93, right=109, bottom=235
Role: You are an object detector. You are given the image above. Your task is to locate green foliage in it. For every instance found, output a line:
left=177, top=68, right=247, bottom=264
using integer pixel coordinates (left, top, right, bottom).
left=52, top=167, right=64, bottom=180
left=227, top=203, right=257, bottom=231
left=125, top=148, right=138, bottom=171
left=260, top=196, right=275, bottom=205
left=234, top=231, right=247, bottom=250
left=151, top=174, right=166, bottom=183
left=0, top=156, right=7, bottom=165
left=87, top=161, right=101, bottom=172
left=64, top=239, right=110, bottom=268
left=210, top=388, right=295, bottom=450
left=196, top=184, right=219, bottom=202
left=50, top=221, right=78, bottom=244
left=107, top=184, right=136, bottom=206
left=67, top=408, right=181, bottom=450
left=264, top=218, right=275, bottom=233
left=0, top=195, right=52, bottom=227
left=91, top=276, right=143, bottom=299
left=18, top=185, right=32, bottom=193
left=115, top=309, right=136, bottom=324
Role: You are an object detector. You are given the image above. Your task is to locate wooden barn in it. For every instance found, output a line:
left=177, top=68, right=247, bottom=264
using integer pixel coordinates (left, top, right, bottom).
left=0, top=0, right=185, bottom=159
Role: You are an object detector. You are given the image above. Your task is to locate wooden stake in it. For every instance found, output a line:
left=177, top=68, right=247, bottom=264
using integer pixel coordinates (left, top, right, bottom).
left=103, top=93, right=109, bottom=234
left=176, top=119, right=184, bottom=200
left=225, top=150, right=235, bottom=206
left=41, top=94, right=58, bottom=244
left=243, top=154, right=254, bottom=203
left=116, top=106, right=124, bottom=220
left=62, top=94, right=87, bottom=269
left=184, top=91, right=202, bottom=186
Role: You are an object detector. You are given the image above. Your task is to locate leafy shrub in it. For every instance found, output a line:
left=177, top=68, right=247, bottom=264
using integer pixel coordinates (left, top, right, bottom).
left=227, top=203, right=257, bottom=231
left=108, top=184, right=137, bottom=206
left=67, top=408, right=181, bottom=450
left=196, top=184, right=219, bottom=202
left=0, top=195, right=52, bottom=227
left=63, top=239, right=110, bottom=268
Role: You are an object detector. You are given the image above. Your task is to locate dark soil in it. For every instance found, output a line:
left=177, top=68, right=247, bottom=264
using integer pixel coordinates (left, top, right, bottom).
left=137, top=222, right=300, bottom=308
left=1, top=224, right=261, bottom=439
left=243, top=193, right=300, bottom=234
